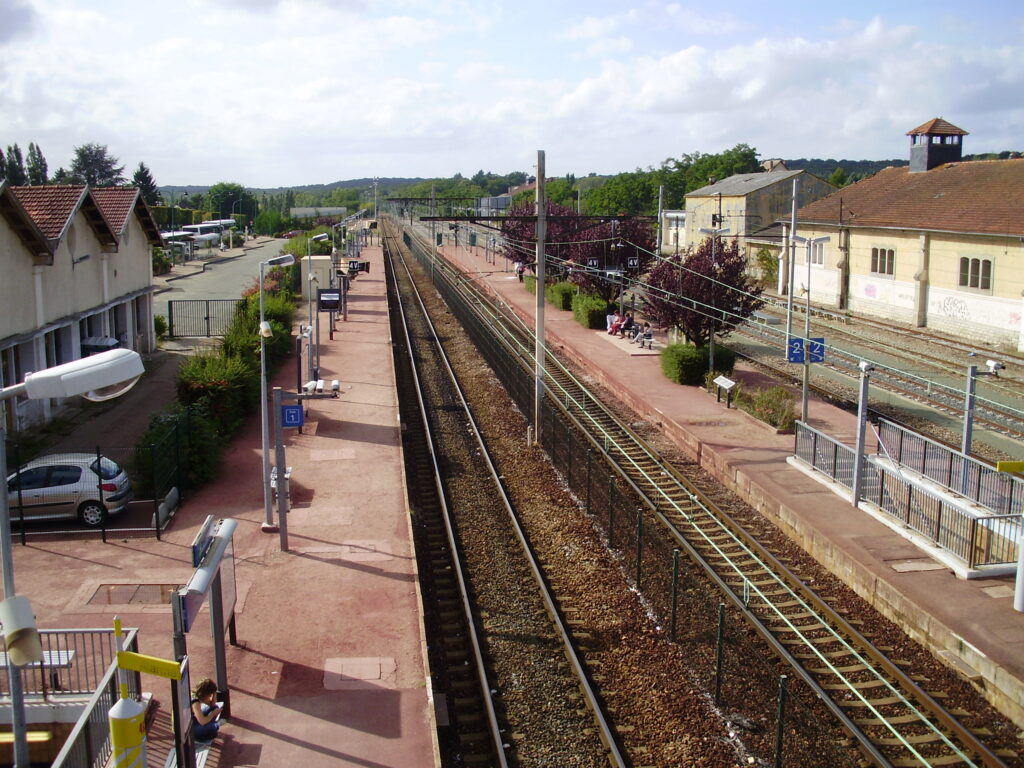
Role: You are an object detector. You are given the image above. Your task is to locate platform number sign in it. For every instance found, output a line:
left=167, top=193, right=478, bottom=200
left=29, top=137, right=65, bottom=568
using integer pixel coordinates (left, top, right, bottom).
left=626, top=255, right=639, bottom=269
left=787, top=338, right=805, bottom=364
left=587, top=257, right=599, bottom=269
left=281, top=404, right=304, bottom=428
left=808, top=338, right=825, bottom=363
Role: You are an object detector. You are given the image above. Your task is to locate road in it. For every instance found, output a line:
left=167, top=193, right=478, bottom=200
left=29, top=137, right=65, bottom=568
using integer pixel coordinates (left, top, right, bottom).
left=153, top=239, right=285, bottom=320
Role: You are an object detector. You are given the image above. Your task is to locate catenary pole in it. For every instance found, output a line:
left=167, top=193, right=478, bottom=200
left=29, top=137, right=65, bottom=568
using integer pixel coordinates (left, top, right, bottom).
left=533, top=150, right=547, bottom=445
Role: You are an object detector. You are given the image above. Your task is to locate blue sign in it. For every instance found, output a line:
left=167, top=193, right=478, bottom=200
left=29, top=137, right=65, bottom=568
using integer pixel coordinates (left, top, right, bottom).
left=281, top=404, right=305, bottom=428
left=787, top=338, right=805, bottom=363
left=808, top=337, right=825, bottom=363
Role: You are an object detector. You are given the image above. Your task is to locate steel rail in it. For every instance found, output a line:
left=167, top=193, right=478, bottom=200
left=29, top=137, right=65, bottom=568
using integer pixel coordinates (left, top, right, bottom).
left=386, top=224, right=628, bottom=768
left=398, top=219, right=1007, bottom=768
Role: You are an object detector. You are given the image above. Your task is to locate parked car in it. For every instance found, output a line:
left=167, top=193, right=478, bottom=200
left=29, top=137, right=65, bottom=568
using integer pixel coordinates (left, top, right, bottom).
left=280, top=230, right=303, bottom=239
left=6, top=453, right=133, bottom=527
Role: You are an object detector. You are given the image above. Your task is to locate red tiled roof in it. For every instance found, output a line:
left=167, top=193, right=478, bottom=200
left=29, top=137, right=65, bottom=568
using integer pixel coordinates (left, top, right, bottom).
left=11, top=185, right=87, bottom=240
left=90, top=187, right=139, bottom=235
left=797, top=159, right=1024, bottom=237
left=906, top=117, right=968, bottom=136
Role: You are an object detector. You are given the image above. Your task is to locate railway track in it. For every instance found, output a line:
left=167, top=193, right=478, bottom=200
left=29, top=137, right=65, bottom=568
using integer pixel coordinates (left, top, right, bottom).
left=383, top=226, right=625, bottom=768
left=393, top=218, right=1012, bottom=768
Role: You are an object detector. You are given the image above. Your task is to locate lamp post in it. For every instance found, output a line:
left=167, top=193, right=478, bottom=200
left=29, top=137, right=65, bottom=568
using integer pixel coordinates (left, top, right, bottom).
left=259, top=253, right=296, bottom=533
left=1, top=349, right=144, bottom=767
left=698, top=226, right=729, bottom=375
left=962, top=357, right=1003, bottom=491
left=305, top=234, right=329, bottom=384
left=790, top=235, right=830, bottom=421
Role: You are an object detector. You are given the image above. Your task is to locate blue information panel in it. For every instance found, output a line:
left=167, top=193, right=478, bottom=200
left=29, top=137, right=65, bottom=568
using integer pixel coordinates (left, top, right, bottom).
left=808, top=337, right=825, bottom=363
left=281, top=404, right=305, bottom=428
left=787, top=338, right=805, bottom=363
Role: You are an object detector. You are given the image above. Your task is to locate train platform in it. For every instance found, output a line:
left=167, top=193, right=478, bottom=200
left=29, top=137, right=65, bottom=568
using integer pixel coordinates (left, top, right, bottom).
left=431, top=240, right=1024, bottom=730
left=13, top=235, right=440, bottom=767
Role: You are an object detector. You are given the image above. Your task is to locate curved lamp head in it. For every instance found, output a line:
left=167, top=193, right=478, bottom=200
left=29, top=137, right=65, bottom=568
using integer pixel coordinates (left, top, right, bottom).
left=265, top=253, right=295, bottom=268
left=310, top=233, right=329, bottom=243
left=23, top=348, right=145, bottom=403
left=259, top=321, right=273, bottom=338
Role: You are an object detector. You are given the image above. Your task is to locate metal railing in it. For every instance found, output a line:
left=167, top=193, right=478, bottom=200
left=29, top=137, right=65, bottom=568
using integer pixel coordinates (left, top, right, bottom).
left=877, top=419, right=1024, bottom=515
left=794, top=422, right=1019, bottom=568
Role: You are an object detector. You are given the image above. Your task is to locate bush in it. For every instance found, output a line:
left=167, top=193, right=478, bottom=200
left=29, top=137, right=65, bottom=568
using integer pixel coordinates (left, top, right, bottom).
left=545, top=281, right=575, bottom=311
left=152, top=247, right=171, bottom=275
left=572, top=293, right=608, bottom=329
left=131, top=401, right=226, bottom=497
left=736, top=385, right=796, bottom=432
left=660, top=343, right=706, bottom=384
left=154, top=315, right=168, bottom=340
left=523, top=274, right=537, bottom=294
left=176, top=352, right=259, bottom=436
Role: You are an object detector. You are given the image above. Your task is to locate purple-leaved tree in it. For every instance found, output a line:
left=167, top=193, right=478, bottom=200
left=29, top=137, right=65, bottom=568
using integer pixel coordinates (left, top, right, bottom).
left=642, top=236, right=763, bottom=346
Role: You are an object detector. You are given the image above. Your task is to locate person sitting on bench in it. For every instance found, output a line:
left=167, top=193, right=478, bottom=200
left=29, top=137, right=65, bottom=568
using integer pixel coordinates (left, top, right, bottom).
left=638, top=322, right=654, bottom=349
left=191, top=678, right=223, bottom=744
left=618, top=312, right=636, bottom=339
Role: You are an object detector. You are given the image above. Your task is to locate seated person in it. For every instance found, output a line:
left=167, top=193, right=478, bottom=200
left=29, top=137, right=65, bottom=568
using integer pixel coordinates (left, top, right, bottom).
left=618, top=312, right=636, bottom=338
left=191, top=678, right=223, bottom=744
left=608, top=310, right=623, bottom=335
left=628, top=320, right=647, bottom=343
left=606, top=308, right=617, bottom=332
left=639, top=322, right=654, bottom=348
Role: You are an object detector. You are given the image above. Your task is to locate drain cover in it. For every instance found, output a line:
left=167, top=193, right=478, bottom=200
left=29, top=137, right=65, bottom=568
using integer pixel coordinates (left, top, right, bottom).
left=88, top=584, right=181, bottom=605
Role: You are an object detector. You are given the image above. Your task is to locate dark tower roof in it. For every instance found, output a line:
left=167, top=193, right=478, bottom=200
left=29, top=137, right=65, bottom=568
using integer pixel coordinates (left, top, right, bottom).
left=906, top=118, right=969, bottom=137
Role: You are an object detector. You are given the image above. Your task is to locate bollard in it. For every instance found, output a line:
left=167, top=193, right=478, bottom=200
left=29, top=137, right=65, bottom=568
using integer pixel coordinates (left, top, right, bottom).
left=110, top=617, right=147, bottom=767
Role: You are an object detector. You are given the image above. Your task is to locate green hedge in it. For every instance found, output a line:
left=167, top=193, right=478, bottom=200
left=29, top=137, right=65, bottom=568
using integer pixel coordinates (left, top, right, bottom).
left=660, top=343, right=736, bottom=385
left=176, top=352, right=259, bottom=436
left=523, top=274, right=537, bottom=294
left=545, top=281, right=575, bottom=311
left=572, top=293, right=608, bottom=329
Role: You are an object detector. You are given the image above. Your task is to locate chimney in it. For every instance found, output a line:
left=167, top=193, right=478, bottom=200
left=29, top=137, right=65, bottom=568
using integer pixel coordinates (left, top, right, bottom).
left=906, top=118, right=968, bottom=172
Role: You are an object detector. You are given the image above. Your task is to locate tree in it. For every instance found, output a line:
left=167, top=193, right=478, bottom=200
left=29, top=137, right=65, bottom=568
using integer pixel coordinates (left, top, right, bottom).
left=4, top=144, right=28, bottom=185
left=827, top=167, right=848, bottom=188
left=69, top=142, right=125, bottom=186
left=26, top=142, right=48, bottom=185
left=567, top=217, right=656, bottom=302
left=642, top=236, right=762, bottom=346
left=132, top=162, right=160, bottom=205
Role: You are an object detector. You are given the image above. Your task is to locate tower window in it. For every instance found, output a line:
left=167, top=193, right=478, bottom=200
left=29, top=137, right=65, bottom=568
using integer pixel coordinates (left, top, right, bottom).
left=871, top=247, right=895, bottom=276
left=959, top=257, right=992, bottom=291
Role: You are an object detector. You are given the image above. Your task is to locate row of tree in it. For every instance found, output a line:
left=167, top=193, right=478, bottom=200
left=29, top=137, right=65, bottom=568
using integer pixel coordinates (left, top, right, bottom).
left=0, top=140, right=161, bottom=206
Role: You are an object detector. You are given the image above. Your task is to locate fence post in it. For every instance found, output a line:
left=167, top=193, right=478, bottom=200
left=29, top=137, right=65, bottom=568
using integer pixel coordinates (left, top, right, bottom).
left=670, top=548, right=680, bottom=642
left=635, top=507, right=644, bottom=590
left=168, top=300, right=175, bottom=338
left=97, top=445, right=108, bottom=543
left=774, top=674, right=788, bottom=768
left=714, top=602, right=725, bottom=704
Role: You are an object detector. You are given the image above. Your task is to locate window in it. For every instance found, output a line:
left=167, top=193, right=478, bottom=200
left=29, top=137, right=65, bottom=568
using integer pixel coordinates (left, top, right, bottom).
left=871, top=247, right=894, bottom=275
left=807, top=241, right=824, bottom=266
left=959, top=257, right=992, bottom=291
left=49, top=466, right=83, bottom=487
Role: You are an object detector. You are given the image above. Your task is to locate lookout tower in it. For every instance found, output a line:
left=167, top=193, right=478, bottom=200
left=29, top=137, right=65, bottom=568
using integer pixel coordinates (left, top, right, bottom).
left=907, top=118, right=968, bottom=172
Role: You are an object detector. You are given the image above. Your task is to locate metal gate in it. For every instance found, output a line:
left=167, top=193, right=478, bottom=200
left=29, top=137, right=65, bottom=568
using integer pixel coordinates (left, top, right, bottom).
left=167, top=299, right=244, bottom=337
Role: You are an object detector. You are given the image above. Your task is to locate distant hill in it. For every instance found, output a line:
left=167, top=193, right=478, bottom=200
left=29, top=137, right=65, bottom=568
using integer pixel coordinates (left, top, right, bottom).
left=782, top=158, right=907, bottom=180
left=159, top=177, right=421, bottom=197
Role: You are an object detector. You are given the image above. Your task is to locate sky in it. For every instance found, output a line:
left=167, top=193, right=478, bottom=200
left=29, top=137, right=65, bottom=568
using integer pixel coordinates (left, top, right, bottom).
left=1, top=0, right=1022, bottom=188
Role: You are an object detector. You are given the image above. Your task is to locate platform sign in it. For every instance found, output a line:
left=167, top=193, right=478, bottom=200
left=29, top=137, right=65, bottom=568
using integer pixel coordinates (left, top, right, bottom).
left=348, top=259, right=360, bottom=272
left=587, top=257, right=599, bottom=268
left=626, top=255, right=639, bottom=269
left=281, top=404, right=304, bottom=428
left=808, top=338, right=825, bottom=363
left=787, top=338, right=805, bottom=363
left=318, top=289, right=340, bottom=312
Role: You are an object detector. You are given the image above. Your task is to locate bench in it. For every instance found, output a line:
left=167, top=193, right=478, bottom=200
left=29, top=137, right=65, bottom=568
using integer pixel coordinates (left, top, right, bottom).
left=163, top=701, right=222, bottom=768
left=0, top=650, right=75, bottom=691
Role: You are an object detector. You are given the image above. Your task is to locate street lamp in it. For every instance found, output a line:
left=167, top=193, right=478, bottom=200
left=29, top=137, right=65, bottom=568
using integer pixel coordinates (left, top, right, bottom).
left=1, top=349, right=144, bottom=767
left=259, top=253, right=296, bottom=533
left=790, top=235, right=830, bottom=422
left=305, top=234, right=329, bottom=383
left=962, top=357, right=1003, bottom=491
left=698, top=226, right=730, bottom=375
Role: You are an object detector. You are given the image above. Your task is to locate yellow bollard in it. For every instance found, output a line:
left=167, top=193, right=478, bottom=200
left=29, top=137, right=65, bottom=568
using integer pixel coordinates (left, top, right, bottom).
left=109, top=616, right=148, bottom=767
left=109, top=695, right=148, bottom=767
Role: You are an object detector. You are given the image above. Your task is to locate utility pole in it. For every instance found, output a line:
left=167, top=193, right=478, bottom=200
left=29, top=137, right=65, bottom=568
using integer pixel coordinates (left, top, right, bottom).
left=785, top=176, right=801, bottom=347
left=655, top=185, right=664, bottom=256
left=533, top=150, right=547, bottom=445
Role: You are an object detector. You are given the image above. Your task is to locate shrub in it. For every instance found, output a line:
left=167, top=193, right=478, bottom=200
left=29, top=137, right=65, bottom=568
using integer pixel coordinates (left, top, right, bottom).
left=152, top=247, right=171, bottom=275
left=736, top=385, right=796, bottom=432
left=523, top=274, right=537, bottom=294
left=131, top=401, right=226, bottom=497
left=709, top=344, right=736, bottom=375
left=176, top=352, right=259, bottom=436
left=572, top=293, right=608, bottom=329
left=545, top=281, right=575, bottom=311
left=154, top=315, right=168, bottom=340
left=660, top=343, right=706, bottom=385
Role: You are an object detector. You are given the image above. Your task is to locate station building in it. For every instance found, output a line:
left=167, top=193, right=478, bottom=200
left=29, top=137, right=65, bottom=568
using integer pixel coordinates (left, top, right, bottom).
left=0, top=183, right=161, bottom=431
left=788, top=119, right=1024, bottom=349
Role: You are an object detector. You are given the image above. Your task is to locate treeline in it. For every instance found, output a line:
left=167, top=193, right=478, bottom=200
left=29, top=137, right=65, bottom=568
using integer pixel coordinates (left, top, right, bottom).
left=0, top=140, right=161, bottom=205
left=785, top=158, right=906, bottom=182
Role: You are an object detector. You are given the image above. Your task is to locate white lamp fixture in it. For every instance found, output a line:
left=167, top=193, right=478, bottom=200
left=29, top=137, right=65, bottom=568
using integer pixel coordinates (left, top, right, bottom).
left=21, top=348, right=144, bottom=402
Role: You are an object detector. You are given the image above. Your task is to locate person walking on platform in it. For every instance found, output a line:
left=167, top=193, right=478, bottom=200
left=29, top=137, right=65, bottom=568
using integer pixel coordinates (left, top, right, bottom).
left=515, top=261, right=525, bottom=282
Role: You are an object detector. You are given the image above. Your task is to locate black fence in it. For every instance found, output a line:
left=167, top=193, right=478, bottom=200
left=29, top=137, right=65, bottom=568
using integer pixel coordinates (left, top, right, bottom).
left=5, top=410, right=193, bottom=541
left=167, top=298, right=244, bottom=337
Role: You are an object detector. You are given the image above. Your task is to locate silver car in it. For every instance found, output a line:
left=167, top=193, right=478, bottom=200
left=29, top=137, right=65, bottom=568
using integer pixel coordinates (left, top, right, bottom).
left=6, top=453, right=133, bottom=527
